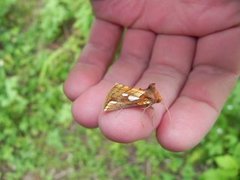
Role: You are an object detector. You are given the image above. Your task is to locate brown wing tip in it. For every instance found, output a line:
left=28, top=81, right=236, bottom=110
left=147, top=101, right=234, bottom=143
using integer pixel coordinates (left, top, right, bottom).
left=147, top=83, right=156, bottom=90
left=147, top=83, right=162, bottom=103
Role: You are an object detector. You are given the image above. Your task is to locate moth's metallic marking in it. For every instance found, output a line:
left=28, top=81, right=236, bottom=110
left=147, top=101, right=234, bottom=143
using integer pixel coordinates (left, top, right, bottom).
left=143, top=100, right=151, bottom=105
left=104, top=101, right=118, bottom=111
left=122, top=93, right=128, bottom=97
left=109, top=101, right=117, bottom=104
left=128, top=95, right=139, bottom=101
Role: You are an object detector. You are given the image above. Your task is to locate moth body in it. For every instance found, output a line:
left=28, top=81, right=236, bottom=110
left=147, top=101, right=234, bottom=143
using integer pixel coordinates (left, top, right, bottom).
left=103, top=83, right=162, bottom=112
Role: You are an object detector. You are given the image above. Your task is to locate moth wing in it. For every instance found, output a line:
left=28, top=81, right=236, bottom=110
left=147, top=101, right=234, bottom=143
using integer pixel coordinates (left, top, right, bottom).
left=104, top=83, right=150, bottom=111
left=104, top=101, right=128, bottom=112
left=104, top=83, right=130, bottom=103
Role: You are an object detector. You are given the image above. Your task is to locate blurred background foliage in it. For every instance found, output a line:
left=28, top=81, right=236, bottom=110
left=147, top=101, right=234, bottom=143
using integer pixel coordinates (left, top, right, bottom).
left=0, top=0, right=240, bottom=179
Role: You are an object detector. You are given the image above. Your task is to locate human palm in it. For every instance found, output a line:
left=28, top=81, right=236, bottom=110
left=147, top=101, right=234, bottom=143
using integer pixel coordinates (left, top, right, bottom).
left=64, top=0, right=240, bottom=151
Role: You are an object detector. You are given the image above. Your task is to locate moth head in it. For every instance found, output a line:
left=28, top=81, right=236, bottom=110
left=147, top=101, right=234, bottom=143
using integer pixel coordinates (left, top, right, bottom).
left=147, top=83, right=162, bottom=103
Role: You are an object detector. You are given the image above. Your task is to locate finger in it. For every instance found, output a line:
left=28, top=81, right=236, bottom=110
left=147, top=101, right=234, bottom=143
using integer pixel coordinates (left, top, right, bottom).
left=92, top=0, right=145, bottom=27
left=64, top=19, right=122, bottom=100
left=99, top=35, right=196, bottom=142
left=157, top=26, right=240, bottom=151
left=72, top=29, right=156, bottom=128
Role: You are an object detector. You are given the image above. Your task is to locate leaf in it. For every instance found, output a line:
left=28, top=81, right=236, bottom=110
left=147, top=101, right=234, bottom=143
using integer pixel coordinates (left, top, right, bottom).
left=233, top=143, right=240, bottom=165
left=202, top=168, right=239, bottom=180
left=215, top=155, right=239, bottom=170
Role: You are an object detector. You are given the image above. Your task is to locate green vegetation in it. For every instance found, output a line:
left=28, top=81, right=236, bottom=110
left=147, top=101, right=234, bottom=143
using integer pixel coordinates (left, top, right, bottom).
left=0, top=0, right=240, bottom=179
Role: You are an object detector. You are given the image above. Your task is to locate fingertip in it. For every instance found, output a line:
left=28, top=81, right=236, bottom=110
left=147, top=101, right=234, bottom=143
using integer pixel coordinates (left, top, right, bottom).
left=72, top=95, right=99, bottom=128
left=156, top=121, right=197, bottom=152
left=63, top=78, right=78, bottom=101
left=99, top=109, right=155, bottom=143
left=156, top=97, right=218, bottom=152
left=64, top=64, right=103, bottom=101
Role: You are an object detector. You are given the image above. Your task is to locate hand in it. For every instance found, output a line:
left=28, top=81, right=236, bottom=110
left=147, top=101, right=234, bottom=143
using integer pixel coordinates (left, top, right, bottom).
left=64, top=0, right=240, bottom=151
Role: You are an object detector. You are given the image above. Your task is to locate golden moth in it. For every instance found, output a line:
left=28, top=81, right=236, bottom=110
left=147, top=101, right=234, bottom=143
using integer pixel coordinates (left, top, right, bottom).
left=104, top=83, right=162, bottom=112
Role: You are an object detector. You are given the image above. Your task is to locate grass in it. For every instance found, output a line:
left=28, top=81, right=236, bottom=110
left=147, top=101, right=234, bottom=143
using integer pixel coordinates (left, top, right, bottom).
left=0, top=0, right=240, bottom=179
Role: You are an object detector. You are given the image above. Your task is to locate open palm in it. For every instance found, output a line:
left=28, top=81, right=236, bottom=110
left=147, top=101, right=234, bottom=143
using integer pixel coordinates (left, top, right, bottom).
left=64, top=0, right=240, bottom=151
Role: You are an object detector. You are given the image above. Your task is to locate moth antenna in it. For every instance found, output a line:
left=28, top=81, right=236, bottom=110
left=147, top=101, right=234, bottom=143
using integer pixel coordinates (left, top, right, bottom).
left=161, top=99, right=172, bottom=122
left=140, top=107, right=147, bottom=128
left=114, top=108, right=123, bottom=120
left=142, top=105, right=155, bottom=127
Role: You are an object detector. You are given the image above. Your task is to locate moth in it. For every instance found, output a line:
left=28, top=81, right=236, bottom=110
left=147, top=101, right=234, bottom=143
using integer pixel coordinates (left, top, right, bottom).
left=104, top=83, right=162, bottom=112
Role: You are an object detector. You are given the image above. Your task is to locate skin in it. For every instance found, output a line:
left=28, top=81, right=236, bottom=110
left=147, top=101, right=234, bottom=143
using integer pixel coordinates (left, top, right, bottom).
left=64, top=0, right=240, bottom=151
